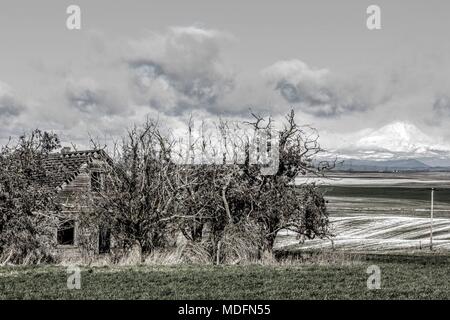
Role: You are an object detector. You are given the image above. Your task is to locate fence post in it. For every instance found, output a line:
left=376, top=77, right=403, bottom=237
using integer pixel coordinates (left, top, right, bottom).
left=430, top=188, right=434, bottom=251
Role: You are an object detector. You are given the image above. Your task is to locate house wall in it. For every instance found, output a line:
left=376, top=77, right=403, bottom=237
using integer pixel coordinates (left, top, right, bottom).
left=53, top=159, right=109, bottom=262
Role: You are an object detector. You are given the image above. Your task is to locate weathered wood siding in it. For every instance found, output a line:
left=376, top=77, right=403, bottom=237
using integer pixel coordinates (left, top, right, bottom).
left=53, top=159, right=109, bottom=262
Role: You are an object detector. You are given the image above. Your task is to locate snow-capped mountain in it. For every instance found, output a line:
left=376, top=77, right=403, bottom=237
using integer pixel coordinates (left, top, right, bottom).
left=356, top=121, right=449, bottom=154
left=328, top=121, right=450, bottom=164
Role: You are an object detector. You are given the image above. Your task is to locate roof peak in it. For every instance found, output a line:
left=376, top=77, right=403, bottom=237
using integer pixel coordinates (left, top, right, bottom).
left=41, top=148, right=111, bottom=191
left=52, top=148, right=107, bottom=156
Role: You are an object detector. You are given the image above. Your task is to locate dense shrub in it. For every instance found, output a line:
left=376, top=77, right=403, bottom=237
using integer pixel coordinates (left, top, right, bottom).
left=0, top=130, right=61, bottom=264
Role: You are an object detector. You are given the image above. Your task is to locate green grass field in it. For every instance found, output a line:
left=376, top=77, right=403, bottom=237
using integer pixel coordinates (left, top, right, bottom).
left=1, top=254, right=450, bottom=299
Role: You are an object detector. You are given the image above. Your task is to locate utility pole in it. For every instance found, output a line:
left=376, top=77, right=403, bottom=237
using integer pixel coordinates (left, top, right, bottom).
left=430, top=188, right=434, bottom=251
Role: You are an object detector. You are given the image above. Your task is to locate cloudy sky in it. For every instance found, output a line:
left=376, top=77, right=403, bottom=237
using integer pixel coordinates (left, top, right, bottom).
left=1, top=0, right=450, bottom=161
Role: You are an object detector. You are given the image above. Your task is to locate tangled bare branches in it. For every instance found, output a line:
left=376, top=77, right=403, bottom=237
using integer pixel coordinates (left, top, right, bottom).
left=0, top=130, right=62, bottom=265
left=93, top=109, right=333, bottom=263
left=1, top=110, right=333, bottom=265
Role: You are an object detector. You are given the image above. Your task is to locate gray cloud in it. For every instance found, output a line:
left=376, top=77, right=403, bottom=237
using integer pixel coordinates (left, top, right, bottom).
left=263, top=60, right=381, bottom=117
left=0, top=82, right=25, bottom=118
left=65, top=78, right=125, bottom=116
left=433, top=94, right=450, bottom=117
left=127, top=26, right=235, bottom=116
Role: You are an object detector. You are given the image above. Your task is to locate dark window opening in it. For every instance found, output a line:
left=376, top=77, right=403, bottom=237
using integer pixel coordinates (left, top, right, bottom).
left=57, top=220, right=75, bottom=245
left=98, top=226, right=111, bottom=254
left=91, top=171, right=102, bottom=192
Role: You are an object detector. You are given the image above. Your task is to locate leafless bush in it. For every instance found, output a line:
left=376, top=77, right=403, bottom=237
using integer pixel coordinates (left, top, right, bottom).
left=0, top=130, right=62, bottom=265
left=91, top=119, right=181, bottom=262
left=173, top=109, right=333, bottom=264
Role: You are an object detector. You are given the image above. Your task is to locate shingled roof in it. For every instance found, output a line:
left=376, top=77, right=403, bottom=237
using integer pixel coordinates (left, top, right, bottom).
left=41, top=149, right=111, bottom=190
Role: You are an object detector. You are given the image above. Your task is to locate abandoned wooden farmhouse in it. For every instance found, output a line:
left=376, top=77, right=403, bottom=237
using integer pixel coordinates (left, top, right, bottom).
left=42, top=147, right=112, bottom=261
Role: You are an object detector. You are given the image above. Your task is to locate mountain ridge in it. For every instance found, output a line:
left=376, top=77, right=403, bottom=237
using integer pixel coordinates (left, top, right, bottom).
left=327, top=121, right=450, bottom=169
left=330, top=158, right=450, bottom=172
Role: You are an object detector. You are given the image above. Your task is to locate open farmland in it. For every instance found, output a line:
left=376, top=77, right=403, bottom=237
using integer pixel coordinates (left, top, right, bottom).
left=280, top=172, right=450, bottom=253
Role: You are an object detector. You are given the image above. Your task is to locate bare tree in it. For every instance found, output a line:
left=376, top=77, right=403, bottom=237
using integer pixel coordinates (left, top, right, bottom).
left=91, top=120, right=180, bottom=261
left=242, top=110, right=333, bottom=251
left=174, top=109, right=333, bottom=263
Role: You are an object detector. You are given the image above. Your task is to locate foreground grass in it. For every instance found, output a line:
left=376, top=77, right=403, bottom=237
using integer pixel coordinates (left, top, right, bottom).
left=1, top=254, right=450, bottom=299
